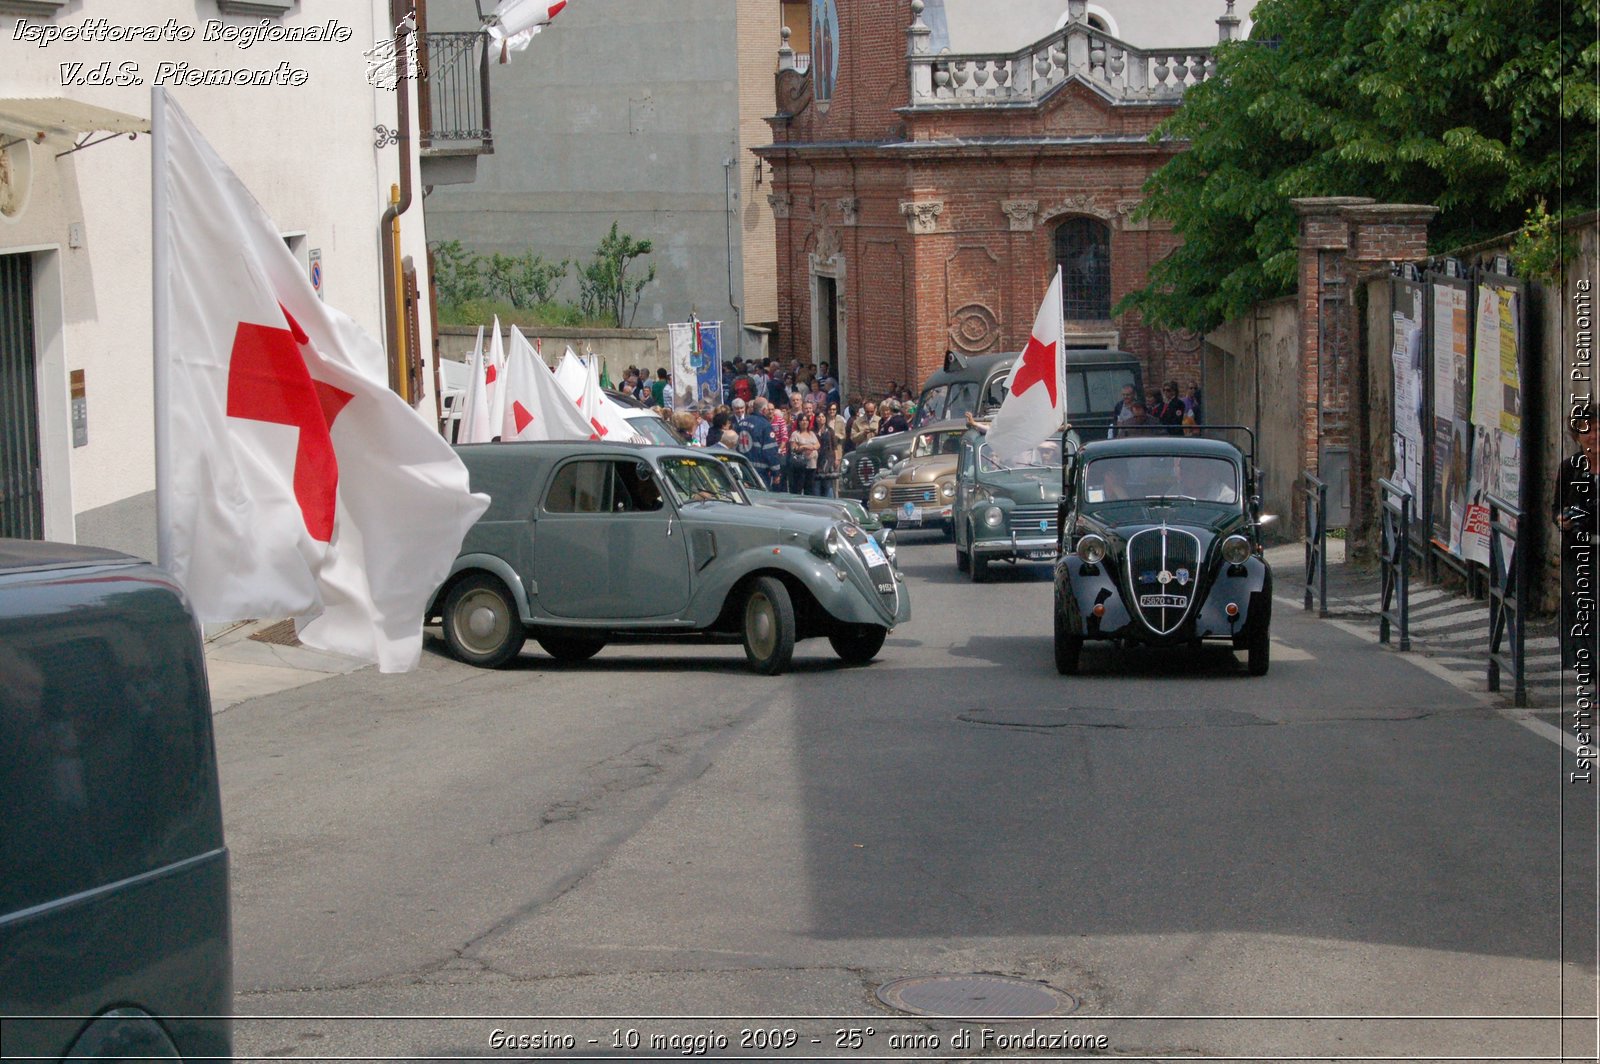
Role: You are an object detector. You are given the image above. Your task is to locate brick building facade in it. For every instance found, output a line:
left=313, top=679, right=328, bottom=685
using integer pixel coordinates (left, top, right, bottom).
left=757, top=0, right=1243, bottom=401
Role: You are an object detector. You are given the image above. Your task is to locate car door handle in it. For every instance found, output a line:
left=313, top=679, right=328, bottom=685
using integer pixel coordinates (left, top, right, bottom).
left=666, top=517, right=675, bottom=537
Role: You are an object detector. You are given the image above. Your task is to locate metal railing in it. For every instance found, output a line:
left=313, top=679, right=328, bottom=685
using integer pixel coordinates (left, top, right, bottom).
left=419, top=31, right=493, bottom=152
left=1486, top=493, right=1527, bottom=707
left=1301, top=471, right=1328, bottom=617
left=1378, top=478, right=1412, bottom=651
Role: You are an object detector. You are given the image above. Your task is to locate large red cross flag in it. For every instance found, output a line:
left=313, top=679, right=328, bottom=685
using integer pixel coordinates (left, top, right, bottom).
left=984, top=267, right=1068, bottom=464
left=500, top=326, right=597, bottom=441
left=486, top=0, right=571, bottom=62
left=152, top=89, right=488, bottom=673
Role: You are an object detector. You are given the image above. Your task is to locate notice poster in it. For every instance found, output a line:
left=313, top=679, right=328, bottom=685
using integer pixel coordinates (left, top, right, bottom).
left=670, top=320, right=723, bottom=410
left=1430, top=283, right=1471, bottom=555
left=1462, top=283, right=1523, bottom=565
left=1391, top=284, right=1426, bottom=500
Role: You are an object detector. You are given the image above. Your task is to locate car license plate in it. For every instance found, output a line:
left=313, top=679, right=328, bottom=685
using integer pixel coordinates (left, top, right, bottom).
left=1139, top=594, right=1187, bottom=608
left=900, top=503, right=923, bottom=526
left=859, top=538, right=889, bottom=567
left=1026, top=549, right=1057, bottom=560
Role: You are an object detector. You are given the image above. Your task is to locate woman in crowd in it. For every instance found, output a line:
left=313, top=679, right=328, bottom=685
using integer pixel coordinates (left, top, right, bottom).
left=815, top=410, right=839, bottom=497
left=788, top=413, right=821, bottom=497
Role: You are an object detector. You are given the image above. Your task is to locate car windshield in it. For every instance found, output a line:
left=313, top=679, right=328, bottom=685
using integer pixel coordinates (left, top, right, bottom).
left=711, top=452, right=768, bottom=492
left=659, top=456, right=746, bottom=505
left=915, top=385, right=949, bottom=427
left=980, top=438, right=1065, bottom=471
left=1083, top=455, right=1239, bottom=507
left=911, top=430, right=964, bottom=459
left=628, top=414, right=681, bottom=446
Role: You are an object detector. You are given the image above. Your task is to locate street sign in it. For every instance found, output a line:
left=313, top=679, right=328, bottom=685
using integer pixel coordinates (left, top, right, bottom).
left=309, top=247, right=323, bottom=300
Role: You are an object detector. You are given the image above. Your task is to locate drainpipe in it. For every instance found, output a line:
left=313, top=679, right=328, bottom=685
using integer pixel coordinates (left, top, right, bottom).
left=380, top=0, right=415, bottom=398
left=723, top=156, right=745, bottom=362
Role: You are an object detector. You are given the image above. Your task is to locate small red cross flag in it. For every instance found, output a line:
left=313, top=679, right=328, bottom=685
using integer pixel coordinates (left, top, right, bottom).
left=985, top=267, right=1068, bottom=463
left=458, top=325, right=491, bottom=443
left=152, top=89, right=488, bottom=672
left=486, top=0, right=570, bottom=63
left=500, top=326, right=596, bottom=441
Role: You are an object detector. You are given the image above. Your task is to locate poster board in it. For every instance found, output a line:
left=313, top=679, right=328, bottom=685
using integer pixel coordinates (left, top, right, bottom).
left=1462, top=275, right=1524, bottom=564
left=1390, top=279, right=1427, bottom=505
left=1426, top=277, right=1473, bottom=558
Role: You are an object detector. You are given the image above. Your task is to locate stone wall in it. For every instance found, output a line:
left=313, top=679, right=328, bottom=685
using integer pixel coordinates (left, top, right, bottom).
left=1203, top=296, right=1299, bottom=540
left=438, top=326, right=671, bottom=382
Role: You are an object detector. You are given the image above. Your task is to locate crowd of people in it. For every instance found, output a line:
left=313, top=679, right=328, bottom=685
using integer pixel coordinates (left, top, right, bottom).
left=604, top=352, right=1205, bottom=493
left=1107, top=380, right=1204, bottom=437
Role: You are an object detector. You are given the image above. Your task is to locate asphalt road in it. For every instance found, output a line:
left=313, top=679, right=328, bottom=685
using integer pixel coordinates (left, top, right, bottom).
left=215, top=534, right=1597, bottom=1062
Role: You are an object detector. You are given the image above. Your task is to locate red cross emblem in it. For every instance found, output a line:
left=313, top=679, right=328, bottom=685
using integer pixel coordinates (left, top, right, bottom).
left=225, top=306, right=354, bottom=543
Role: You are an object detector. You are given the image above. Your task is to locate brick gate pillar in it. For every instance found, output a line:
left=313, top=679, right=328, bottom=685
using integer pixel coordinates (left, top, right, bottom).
left=1291, top=197, right=1435, bottom=534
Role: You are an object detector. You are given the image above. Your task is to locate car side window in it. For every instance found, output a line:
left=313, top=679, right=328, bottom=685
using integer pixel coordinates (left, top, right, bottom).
left=616, top=462, right=664, bottom=513
left=545, top=460, right=614, bottom=514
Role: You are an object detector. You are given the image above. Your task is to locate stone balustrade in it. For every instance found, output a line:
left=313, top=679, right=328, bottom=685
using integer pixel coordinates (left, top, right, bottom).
left=906, top=0, right=1218, bottom=108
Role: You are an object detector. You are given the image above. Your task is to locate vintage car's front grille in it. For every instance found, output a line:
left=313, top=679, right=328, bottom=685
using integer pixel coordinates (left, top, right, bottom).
left=889, top=485, right=943, bottom=506
left=853, top=456, right=879, bottom=484
left=1126, top=526, right=1202, bottom=635
left=1010, top=506, right=1058, bottom=537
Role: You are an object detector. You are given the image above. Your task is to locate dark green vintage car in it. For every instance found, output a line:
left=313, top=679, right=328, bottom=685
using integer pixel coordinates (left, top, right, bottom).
left=432, top=442, right=910, bottom=675
left=1053, top=436, right=1273, bottom=676
left=953, top=428, right=1076, bottom=581
left=1, top=541, right=232, bottom=1062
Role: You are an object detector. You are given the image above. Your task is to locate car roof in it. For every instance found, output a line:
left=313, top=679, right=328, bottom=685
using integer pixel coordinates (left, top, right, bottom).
left=923, top=349, right=1140, bottom=390
left=915, top=419, right=968, bottom=433
left=0, top=539, right=139, bottom=574
left=1081, top=436, right=1244, bottom=461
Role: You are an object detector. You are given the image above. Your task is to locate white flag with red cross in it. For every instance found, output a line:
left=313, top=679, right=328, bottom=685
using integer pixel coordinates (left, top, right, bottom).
left=152, top=89, right=488, bottom=673
left=500, top=326, right=596, bottom=441
left=985, top=267, right=1068, bottom=463
left=485, top=317, right=507, bottom=439
left=486, top=0, right=570, bottom=62
left=459, top=325, right=491, bottom=444
left=554, top=348, right=642, bottom=442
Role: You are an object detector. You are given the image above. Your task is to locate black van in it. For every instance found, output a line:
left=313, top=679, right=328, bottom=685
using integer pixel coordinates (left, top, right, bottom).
left=0, top=541, right=231, bottom=1061
left=842, top=349, right=1143, bottom=499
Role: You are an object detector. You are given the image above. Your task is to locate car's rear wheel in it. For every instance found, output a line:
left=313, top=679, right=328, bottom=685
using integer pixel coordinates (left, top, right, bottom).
left=1054, top=604, right=1082, bottom=675
left=829, top=623, right=887, bottom=665
left=537, top=633, right=606, bottom=663
left=443, top=574, right=526, bottom=668
left=1246, top=619, right=1271, bottom=676
left=742, top=576, right=796, bottom=675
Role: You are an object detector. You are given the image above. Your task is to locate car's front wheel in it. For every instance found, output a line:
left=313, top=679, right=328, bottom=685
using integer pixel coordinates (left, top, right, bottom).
left=1247, top=619, right=1271, bottom=676
left=1054, top=603, right=1082, bottom=675
left=742, top=576, right=796, bottom=675
left=537, top=633, right=606, bottom=663
left=970, top=549, right=989, bottom=582
left=829, top=623, right=887, bottom=665
left=443, top=574, right=526, bottom=668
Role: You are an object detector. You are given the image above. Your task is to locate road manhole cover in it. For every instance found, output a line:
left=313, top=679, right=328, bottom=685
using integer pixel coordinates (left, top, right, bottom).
left=876, top=975, right=1077, bottom=1018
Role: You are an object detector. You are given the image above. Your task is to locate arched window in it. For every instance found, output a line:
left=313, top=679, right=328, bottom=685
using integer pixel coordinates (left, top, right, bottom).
left=1054, top=217, right=1112, bottom=320
left=1055, top=5, right=1119, bottom=37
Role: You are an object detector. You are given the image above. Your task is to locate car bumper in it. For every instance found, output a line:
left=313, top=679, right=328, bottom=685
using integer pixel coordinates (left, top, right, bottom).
left=972, top=533, right=1058, bottom=562
left=876, top=504, right=954, bottom=528
left=1056, top=556, right=1268, bottom=644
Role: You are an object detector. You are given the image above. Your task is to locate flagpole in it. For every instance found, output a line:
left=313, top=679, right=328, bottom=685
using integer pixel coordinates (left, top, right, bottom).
left=151, top=86, right=174, bottom=571
left=1055, top=265, right=1067, bottom=436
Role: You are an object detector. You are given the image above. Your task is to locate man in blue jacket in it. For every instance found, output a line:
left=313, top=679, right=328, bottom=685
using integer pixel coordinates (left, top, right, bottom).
left=733, top=398, right=780, bottom=488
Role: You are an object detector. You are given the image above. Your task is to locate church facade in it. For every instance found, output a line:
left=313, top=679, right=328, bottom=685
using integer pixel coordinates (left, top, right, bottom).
left=757, top=0, right=1250, bottom=400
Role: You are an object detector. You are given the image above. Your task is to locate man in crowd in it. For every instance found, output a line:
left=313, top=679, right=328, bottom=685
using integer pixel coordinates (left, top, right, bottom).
left=733, top=397, right=779, bottom=487
left=850, top=399, right=881, bottom=450
left=1108, top=384, right=1137, bottom=438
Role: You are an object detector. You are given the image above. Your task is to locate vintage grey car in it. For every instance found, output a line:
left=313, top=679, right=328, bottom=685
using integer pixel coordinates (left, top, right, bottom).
left=1054, top=436, right=1273, bottom=675
left=431, top=442, right=909, bottom=674
left=954, top=428, right=1075, bottom=581
left=706, top=448, right=891, bottom=548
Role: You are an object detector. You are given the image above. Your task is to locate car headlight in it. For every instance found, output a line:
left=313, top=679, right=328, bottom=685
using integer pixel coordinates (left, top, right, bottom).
left=1076, top=533, right=1107, bottom=564
left=841, top=456, right=853, bottom=476
left=940, top=481, right=956, bottom=500
left=880, top=529, right=897, bottom=563
left=812, top=526, right=842, bottom=558
left=983, top=505, right=1004, bottom=528
left=1221, top=534, right=1251, bottom=565
left=870, top=484, right=889, bottom=503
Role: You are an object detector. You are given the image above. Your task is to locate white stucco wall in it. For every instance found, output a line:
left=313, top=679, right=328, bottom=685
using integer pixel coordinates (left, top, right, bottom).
left=0, top=0, right=432, bottom=553
left=939, top=0, right=1259, bottom=53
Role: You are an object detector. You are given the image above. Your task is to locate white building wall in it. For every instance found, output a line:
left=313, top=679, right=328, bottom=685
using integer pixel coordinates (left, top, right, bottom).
left=0, top=0, right=432, bottom=557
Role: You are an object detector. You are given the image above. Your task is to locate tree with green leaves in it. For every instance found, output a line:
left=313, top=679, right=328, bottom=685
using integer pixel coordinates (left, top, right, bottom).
left=483, top=251, right=570, bottom=309
left=578, top=222, right=657, bottom=328
left=1122, top=0, right=1598, bottom=333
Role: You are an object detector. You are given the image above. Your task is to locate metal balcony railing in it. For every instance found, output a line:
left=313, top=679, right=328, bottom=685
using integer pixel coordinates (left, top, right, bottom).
left=419, top=31, right=493, bottom=154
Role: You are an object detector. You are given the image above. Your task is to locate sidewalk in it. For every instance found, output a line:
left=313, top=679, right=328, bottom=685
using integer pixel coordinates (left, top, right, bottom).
left=204, top=620, right=369, bottom=715
left=1264, top=540, right=1567, bottom=708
